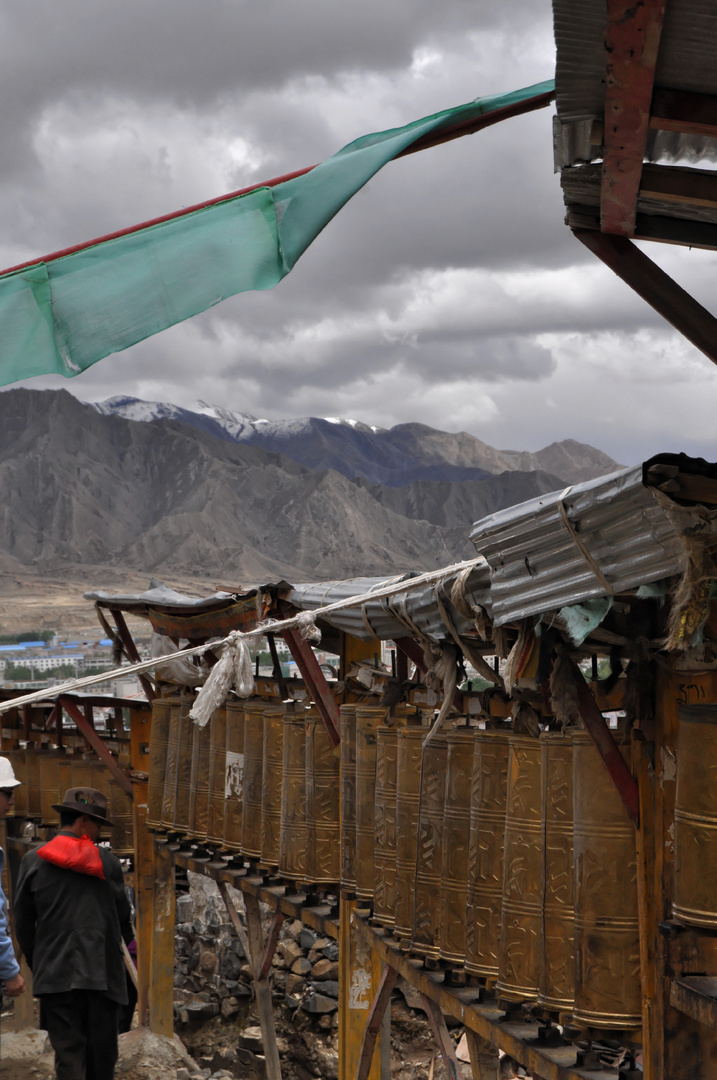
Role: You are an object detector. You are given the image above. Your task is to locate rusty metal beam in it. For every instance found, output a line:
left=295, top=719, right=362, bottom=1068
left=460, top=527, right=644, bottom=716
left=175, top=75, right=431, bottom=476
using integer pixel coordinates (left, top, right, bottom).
left=257, top=909, right=285, bottom=981
left=559, top=658, right=639, bottom=827
left=650, top=87, right=717, bottom=138
left=601, top=0, right=666, bottom=236
left=282, top=627, right=340, bottom=746
left=420, top=995, right=462, bottom=1080
left=356, top=965, right=398, bottom=1080
left=109, top=608, right=156, bottom=702
left=59, top=696, right=134, bottom=798
left=573, top=227, right=717, bottom=368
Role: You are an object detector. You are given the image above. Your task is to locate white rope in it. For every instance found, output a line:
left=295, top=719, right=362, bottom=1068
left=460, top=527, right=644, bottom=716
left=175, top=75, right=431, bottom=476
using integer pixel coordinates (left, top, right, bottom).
left=0, top=555, right=488, bottom=715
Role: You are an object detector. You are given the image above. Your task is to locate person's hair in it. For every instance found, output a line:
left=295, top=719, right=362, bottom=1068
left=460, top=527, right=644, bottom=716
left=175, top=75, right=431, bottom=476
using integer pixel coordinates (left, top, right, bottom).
left=60, top=810, right=82, bottom=828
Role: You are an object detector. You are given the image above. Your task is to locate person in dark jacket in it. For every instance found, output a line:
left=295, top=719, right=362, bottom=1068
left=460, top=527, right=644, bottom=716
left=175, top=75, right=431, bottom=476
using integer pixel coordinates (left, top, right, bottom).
left=14, top=787, right=133, bottom=1080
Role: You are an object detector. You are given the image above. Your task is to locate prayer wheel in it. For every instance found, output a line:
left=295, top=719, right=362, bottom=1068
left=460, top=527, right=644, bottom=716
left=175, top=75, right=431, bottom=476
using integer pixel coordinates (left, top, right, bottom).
left=6, top=747, right=27, bottom=817
left=25, top=744, right=42, bottom=819
left=279, top=707, right=307, bottom=880
left=160, top=694, right=194, bottom=832
left=108, top=753, right=134, bottom=856
left=465, top=730, right=510, bottom=979
left=539, top=730, right=575, bottom=1012
left=395, top=724, right=426, bottom=940
left=674, top=703, right=717, bottom=927
left=572, top=729, right=641, bottom=1029
left=223, top=700, right=245, bottom=854
left=355, top=706, right=388, bottom=903
left=305, top=709, right=340, bottom=886
left=373, top=726, right=400, bottom=929
left=439, top=727, right=475, bottom=965
left=207, top=706, right=228, bottom=845
left=497, top=735, right=543, bottom=1002
left=261, top=705, right=285, bottom=868
left=147, top=696, right=172, bottom=828
left=39, top=748, right=63, bottom=826
left=241, top=701, right=266, bottom=860
left=187, top=711, right=211, bottom=841
left=339, top=705, right=358, bottom=895
left=412, top=729, right=448, bottom=959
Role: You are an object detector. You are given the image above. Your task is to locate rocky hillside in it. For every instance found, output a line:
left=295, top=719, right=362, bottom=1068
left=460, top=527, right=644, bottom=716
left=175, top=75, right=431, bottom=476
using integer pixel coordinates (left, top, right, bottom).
left=0, top=389, right=621, bottom=588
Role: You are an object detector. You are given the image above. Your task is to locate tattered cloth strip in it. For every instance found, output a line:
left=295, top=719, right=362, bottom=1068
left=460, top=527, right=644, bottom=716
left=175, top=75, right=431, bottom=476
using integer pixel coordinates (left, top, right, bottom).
left=549, top=651, right=582, bottom=728
left=422, top=642, right=460, bottom=749
left=432, top=584, right=504, bottom=691
left=189, top=631, right=255, bottom=728
left=665, top=535, right=717, bottom=651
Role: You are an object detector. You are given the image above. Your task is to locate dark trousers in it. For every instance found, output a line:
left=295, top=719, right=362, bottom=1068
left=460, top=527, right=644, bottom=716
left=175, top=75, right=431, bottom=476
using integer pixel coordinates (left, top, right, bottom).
left=40, top=991, right=120, bottom=1080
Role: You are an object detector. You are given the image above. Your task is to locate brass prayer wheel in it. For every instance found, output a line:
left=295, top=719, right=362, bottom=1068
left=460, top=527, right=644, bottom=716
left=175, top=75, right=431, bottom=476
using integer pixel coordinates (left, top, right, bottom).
left=339, top=704, right=358, bottom=894
left=395, top=724, right=426, bottom=940
left=223, top=700, right=245, bottom=853
left=261, top=705, right=285, bottom=868
left=412, top=729, right=448, bottom=959
left=572, top=729, right=641, bottom=1029
left=241, top=701, right=266, bottom=860
left=305, top=709, right=340, bottom=886
left=355, top=706, right=388, bottom=903
left=539, top=730, right=575, bottom=1012
left=465, top=730, right=510, bottom=979
left=497, top=735, right=543, bottom=1002
left=25, top=744, right=42, bottom=819
left=674, top=704, right=717, bottom=927
left=39, top=748, right=63, bottom=826
left=207, top=705, right=228, bottom=844
left=373, top=726, right=400, bottom=929
left=187, top=711, right=211, bottom=841
left=108, top=753, right=134, bottom=856
left=147, top=696, right=172, bottom=828
left=160, top=694, right=194, bottom=832
left=439, top=727, right=475, bottom=965
left=279, top=707, right=307, bottom=880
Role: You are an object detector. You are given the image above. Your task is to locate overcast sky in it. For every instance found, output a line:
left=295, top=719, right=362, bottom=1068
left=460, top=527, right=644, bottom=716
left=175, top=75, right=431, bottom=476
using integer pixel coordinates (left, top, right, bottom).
left=1, top=0, right=716, bottom=467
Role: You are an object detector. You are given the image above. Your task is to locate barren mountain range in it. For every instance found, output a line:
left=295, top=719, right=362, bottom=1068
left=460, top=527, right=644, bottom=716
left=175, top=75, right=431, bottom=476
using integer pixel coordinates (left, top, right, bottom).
left=0, top=389, right=622, bottom=631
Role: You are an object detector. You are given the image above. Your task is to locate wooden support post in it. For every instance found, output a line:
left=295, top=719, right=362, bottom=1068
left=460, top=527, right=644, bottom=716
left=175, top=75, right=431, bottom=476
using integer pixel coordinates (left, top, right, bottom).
left=59, top=696, right=134, bottom=798
left=420, top=994, right=462, bottom=1080
left=218, top=881, right=252, bottom=962
left=149, top=842, right=175, bottom=1036
left=257, top=910, right=285, bottom=981
left=282, top=627, right=340, bottom=746
left=130, top=705, right=153, bottom=1028
left=356, top=963, right=397, bottom=1080
left=110, top=608, right=156, bottom=703
left=243, top=891, right=283, bottom=1080
left=562, top=657, right=639, bottom=826
left=339, top=898, right=385, bottom=1080
left=464, top=1031, right=500, bottom=1080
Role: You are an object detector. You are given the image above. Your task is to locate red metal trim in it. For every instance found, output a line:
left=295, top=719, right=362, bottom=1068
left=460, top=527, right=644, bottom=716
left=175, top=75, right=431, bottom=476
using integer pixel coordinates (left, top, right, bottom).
left=573, top=228, right=717, bottom=368
left=601, top=0, right=666, bottom=236
left=282, top=627, right=340, bottom=746
left=356, top=964, right=398, bottom=1080
left=257, top=910, right=285, bottom=981
left=59, top=695, right=134, bottom=798
left=564, top=661, right=639, bottom=827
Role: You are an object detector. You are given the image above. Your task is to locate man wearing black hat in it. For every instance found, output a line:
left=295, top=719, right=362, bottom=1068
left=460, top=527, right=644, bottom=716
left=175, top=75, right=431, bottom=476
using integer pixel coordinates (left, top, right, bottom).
left=13, top=787, right=133, bottom=1080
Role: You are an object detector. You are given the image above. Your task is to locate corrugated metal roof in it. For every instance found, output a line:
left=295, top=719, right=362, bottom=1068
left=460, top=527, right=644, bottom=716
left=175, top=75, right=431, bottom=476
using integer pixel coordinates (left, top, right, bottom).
left=468, top=461, right=717, bottom=626
left=85, top=579, right=250, bottom=613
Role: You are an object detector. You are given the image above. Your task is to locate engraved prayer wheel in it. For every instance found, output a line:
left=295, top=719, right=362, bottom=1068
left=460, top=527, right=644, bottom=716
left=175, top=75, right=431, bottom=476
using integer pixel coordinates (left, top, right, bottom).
left=340, top=705, right=358, bottom=894
left=6, top=747, right=27, bottom=817
left=674, top=704, right=717, bottom=927
left=439, top=727, right=475, bottom=965
left=572, top=729, right=641, bottom=1029
left=241, top=701, right=266, bottom=860
left=187, top=710, right=211, bottom=841
left=25, top=745, right=42, bottom=819
left=147, top=696, right=172, bottom=828
left=39, top=748, right=63, bottom=826
left=356, top=706, right=388, bottom=903
left=108, top=754, right=134, bottom=856
left=395, top=724, right=425, bottom=940
left=279, top=707, right=307, bottom=880
left=223, top=700, right=245, bottom=853
left=207, top=705, right=227, bottom=844
left=497, top=735, right=543, bottom=1002
left=412, top=729, right=448, bottom=959
left=373, top=726, right=399, bottom=929
left=261, top=705, right=285, bottom=868
left=305, top=709, right=340, bottom=886
left=160, top=694, right=194, bottom=832
left=465, top=730, right=510, bottom=978
left=539, top=730, right=575, bottom=1012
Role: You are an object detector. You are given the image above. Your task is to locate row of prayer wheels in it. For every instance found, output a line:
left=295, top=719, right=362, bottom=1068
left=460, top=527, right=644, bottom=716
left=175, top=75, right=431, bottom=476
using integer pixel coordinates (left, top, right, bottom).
left=146, top=694, right=344, bottom=884
left=2, top=743, right=134, bottom=855
left=340, top=708, right=642, bottom=1031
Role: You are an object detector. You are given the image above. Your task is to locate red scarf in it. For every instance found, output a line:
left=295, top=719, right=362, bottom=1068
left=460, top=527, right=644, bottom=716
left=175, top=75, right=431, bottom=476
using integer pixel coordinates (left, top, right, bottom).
left=37, top=834, right=105, bottom=880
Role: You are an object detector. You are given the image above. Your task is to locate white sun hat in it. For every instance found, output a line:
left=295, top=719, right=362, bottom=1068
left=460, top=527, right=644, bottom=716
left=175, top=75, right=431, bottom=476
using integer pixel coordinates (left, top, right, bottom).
left=0, top=757, right=20, bottom=788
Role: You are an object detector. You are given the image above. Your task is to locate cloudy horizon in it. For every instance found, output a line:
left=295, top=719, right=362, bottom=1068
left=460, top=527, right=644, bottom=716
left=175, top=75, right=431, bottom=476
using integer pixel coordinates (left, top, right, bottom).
left=2, top=1, right=716, bottom=469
